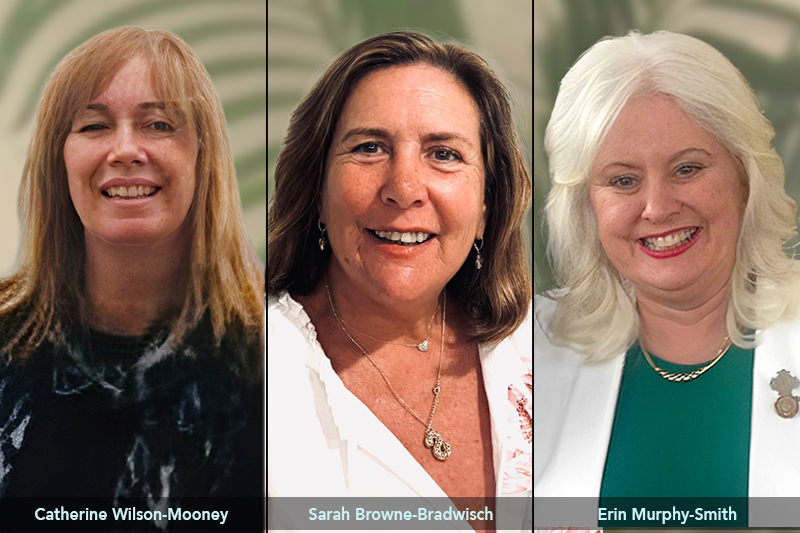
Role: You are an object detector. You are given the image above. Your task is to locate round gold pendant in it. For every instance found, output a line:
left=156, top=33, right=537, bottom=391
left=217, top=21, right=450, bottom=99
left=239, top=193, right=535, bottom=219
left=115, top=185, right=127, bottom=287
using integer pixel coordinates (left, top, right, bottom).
left=424, top=429, right=451, bottom=461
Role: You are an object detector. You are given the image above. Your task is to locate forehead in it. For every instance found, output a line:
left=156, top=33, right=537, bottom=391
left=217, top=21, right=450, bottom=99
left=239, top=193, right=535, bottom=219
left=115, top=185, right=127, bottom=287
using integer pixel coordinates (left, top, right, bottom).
left=91, top=57, right=156, bottom=103
left=595, top=95, right=724, bottom=165
left=336, top=64, right=480, bottom=138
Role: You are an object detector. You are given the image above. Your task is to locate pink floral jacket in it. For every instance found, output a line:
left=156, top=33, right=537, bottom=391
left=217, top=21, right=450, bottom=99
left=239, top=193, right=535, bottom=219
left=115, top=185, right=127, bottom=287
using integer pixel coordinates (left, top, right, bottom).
left=503, top=347, right=533, bottom=494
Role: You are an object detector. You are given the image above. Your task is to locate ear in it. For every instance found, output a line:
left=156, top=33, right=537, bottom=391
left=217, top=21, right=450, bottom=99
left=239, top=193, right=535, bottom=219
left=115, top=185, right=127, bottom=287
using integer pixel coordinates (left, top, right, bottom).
left=316, top=195, right=327, bottom=226
left=477, top=202, right=487, bottom=239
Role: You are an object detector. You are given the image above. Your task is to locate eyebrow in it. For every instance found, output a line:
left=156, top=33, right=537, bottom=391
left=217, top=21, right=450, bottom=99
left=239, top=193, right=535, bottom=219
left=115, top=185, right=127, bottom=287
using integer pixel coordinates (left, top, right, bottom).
left=84, top=102, right=167, bottom=112
left=339, top=127, right=476, bottom=149
left=340, top=127, right=391, bottom=144
left=601, top=147, right=713, bottom=171
left=670, top=147, right=713, bottom=161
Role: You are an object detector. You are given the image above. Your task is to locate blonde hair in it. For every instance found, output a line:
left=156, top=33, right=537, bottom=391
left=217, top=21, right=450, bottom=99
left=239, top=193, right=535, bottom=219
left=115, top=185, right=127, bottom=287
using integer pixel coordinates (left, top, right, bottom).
left=544, top=30, right=800, bottom=362
left=268, top=30, right=532, bottom=343
left=0, top=27, right=264, bottom=364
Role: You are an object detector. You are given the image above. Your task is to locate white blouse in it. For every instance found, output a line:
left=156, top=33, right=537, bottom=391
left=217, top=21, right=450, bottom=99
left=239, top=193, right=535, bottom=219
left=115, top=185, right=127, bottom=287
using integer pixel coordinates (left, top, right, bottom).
left=267, top=293, right=532, bottom=532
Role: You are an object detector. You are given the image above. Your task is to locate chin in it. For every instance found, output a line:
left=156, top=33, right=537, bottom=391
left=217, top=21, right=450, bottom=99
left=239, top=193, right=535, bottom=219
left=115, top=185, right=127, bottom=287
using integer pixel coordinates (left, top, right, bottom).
left=91, top=225, right=181, bottom=247
left=362, top=269, right=438, bottom=303
left=374, top=281, right=429, bottom=303
left=636, top=273, right=703, bottom=294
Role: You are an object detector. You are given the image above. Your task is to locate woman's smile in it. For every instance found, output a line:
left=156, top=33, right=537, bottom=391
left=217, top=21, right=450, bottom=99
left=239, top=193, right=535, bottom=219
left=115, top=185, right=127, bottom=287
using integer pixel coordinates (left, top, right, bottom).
left=590, top=95, right=744, bottom=297
left=321, top=64, right=486, bottom=301
left=63, top=56, right=198, bottom=248
left=101, top=179, right=162, bottom=208
left=637, top=226, right=702, bottom=259
left=364, top=228, right=438, bottom=257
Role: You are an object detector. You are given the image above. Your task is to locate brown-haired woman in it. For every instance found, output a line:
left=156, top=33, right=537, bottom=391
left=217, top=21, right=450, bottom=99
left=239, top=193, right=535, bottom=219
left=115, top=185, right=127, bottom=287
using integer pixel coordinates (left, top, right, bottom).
left=268, top=31, right=532, bottom=533
left=0, top=27, right=264, bottom=509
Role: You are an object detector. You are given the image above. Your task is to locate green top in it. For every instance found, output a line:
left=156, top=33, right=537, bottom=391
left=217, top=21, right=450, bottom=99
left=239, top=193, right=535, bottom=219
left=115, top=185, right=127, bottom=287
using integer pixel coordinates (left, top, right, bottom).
left=600, top=342, right=754, bottom=498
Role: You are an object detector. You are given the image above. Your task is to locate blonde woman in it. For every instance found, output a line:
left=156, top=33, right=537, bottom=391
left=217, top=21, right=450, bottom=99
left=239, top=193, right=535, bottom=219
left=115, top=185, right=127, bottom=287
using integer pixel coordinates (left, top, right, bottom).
left=0, top=27, right=264, bottom=512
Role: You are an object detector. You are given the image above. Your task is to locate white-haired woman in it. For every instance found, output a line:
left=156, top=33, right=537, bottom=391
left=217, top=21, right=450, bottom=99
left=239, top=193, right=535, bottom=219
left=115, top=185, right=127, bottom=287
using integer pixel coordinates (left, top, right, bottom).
left=535, top=29, right=800, bottom=509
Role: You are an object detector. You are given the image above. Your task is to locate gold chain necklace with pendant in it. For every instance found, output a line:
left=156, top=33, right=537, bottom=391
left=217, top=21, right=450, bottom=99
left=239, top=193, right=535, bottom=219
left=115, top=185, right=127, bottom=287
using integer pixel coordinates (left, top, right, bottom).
left=324, top=277, right=451, bottom=461
left=338, top=301, right=439, bottom=352
left=641, top=336, right=732, bottom=383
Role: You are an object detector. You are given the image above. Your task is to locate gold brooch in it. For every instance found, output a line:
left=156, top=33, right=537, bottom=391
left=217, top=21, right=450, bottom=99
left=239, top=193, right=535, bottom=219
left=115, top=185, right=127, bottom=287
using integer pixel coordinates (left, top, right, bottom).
left=770, top=370, right=799, bottom=419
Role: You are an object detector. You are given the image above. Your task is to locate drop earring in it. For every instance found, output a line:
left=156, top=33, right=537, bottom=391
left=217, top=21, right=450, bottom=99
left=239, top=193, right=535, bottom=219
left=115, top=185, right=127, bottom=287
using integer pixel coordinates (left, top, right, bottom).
left=318, top=220, right=327, bottom=251
left=473, top=238, right=483, bottom=270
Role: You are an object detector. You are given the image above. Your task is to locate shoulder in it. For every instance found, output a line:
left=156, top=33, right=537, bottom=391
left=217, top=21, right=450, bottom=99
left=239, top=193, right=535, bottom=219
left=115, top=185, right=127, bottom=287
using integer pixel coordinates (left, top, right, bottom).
left=499, top=300, right=533, bottom=372
left=533, top=292, right=560, bottom=351
left=267, top=293, right=319, bottom=369
left=759, top=310, right=800, bottom=353
left=534, top=293, right=557, bottom=349
left=0, top=305, right=35, bottom=362
left=534, top=293, right=583, bottom=383
left=268, top=293, right=309, bottom=337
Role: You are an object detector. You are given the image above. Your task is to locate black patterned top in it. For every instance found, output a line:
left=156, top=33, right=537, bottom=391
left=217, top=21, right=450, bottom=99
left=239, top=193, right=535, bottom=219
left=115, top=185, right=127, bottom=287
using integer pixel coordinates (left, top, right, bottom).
left=0, top=312, right=263, bottom=499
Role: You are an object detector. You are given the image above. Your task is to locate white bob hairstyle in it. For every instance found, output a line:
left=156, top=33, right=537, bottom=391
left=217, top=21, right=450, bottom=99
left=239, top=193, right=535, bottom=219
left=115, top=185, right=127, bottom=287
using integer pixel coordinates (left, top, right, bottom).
left=544, top=30, right=800, bottom=362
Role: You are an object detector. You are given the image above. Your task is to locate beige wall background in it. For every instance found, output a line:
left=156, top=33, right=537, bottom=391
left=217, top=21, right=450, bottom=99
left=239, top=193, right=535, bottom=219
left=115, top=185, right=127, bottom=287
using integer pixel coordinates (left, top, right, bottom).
left=0, top=0, right=266, bottom=276
left=268, top=0, right=533, bottom=269
left=535, top=0, right=800, bottom=292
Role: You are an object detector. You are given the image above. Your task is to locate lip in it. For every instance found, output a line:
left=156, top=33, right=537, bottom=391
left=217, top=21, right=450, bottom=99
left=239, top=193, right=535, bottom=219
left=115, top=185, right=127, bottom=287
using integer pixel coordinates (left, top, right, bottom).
left=100, top=177, right=161, bottom=191
left=368, top=227, right=437, bottom=235
left=102, top=190, right=161, bottom=207
left=640, top=226, right=698, bottom=240
left=365, top=228, right=436, bottom=255
left=638, top=227, right=702, bottom=259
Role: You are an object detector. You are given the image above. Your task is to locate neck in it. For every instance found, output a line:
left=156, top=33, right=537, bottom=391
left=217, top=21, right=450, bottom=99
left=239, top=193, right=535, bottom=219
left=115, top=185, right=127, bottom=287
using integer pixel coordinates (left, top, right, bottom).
left=636, top=283, right=731, bottom=365
left=84, top=232, right=190, bottom=336
left=324, top=264, right=443, bottom=345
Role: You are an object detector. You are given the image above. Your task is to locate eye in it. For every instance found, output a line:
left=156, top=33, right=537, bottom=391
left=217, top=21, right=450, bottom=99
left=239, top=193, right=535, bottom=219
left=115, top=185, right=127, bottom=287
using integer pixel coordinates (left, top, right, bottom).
left=353, top=142, right=384, bottom=155
left=78, top=123, right=105, bottom=133
left=675, top=163, right=702, bottom=178
left=431, top=148, right=461, bottom=162
left=610, top=175, right=638, bottom=189
left=149, top=121, right=175, bottom=132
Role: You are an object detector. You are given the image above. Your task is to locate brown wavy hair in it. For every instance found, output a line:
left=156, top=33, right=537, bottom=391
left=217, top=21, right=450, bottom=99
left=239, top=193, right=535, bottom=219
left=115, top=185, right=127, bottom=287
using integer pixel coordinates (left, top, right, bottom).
left=268, top=30, right=531, bottom=343
left=0, top=27, right=264, bottom=363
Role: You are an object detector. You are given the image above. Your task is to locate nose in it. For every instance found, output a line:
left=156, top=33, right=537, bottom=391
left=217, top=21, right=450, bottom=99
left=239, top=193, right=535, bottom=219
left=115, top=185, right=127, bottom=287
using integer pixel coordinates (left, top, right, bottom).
left=380, top=145, right=428, bottom=209
left=107, top=125, right=147, bottom=167
left=641, top=176, right=682, bottom=223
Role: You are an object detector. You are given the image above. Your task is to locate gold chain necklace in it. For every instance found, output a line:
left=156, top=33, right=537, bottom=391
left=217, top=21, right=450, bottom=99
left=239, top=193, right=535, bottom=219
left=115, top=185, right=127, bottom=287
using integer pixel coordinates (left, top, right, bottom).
left=324, top=278, right=451, bottom=461
left=339, top=301, right=439, bottom=352
left=641, top=336, right=732, bottom=383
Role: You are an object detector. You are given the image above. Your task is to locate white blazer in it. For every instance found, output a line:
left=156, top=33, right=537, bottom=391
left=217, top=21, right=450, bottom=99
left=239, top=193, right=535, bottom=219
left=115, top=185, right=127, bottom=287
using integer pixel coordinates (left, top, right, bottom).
left=534, top=294, right=800, bottom=498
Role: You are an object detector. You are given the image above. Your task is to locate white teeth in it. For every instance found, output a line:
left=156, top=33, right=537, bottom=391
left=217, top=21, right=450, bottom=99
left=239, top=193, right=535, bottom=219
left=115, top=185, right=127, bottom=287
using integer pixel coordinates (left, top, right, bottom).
left=104, top=185, right=158, bottom=199
left=374, top=230, right=431, bottom=244
left=643, top=228, right=698, bottom=251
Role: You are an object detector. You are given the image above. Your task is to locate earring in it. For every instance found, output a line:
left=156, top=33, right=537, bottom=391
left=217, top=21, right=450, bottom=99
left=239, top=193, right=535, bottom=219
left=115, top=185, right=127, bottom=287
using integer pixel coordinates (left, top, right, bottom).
left=318, top=219, right=327, bottom=251
left=473, top=238, right=483, bottom=270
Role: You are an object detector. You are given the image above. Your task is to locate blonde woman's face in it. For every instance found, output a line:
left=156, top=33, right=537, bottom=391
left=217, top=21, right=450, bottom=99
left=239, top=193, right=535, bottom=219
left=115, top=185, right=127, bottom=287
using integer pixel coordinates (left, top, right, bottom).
left=63, top=57, right=198, bottom=248
left=589, top=95, right=744, bottom=305
left=321, top=64, right=486, bottom=303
